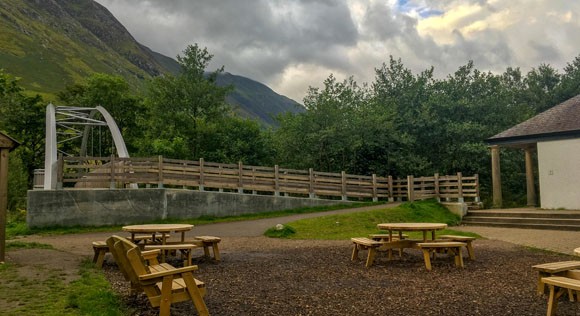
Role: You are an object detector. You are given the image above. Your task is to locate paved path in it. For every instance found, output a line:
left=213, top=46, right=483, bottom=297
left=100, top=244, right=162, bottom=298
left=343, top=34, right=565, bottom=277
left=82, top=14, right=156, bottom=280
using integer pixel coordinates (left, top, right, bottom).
left=453, top=225, right=580, bottom=256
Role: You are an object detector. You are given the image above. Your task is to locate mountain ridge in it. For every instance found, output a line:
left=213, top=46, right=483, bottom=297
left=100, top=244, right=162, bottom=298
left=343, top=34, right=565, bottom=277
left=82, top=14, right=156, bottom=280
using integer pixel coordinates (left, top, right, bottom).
left=0, top=0, right=303, bottom=124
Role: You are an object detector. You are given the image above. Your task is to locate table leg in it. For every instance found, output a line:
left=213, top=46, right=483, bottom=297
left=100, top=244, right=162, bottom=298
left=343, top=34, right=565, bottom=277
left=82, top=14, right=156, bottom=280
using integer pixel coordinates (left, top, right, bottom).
left=431, top=230, right=435, bottom=240
left=422, top=231, right=427, bottom=242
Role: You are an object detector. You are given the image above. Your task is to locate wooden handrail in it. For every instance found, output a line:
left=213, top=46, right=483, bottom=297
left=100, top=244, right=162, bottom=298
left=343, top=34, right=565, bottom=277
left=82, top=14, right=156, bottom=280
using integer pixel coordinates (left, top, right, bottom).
left=57, top=156, right=480, bottom=203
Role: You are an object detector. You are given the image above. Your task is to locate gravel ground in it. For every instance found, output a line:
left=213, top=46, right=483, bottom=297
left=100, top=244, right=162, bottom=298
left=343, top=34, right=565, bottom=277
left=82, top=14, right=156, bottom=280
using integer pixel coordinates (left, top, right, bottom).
left=101, top=236, right=580, bottom=316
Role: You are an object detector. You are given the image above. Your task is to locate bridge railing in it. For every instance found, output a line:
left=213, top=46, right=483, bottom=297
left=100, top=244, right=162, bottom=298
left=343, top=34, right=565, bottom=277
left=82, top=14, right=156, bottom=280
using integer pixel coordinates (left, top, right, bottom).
left=53, top=156, right=479, bottom=203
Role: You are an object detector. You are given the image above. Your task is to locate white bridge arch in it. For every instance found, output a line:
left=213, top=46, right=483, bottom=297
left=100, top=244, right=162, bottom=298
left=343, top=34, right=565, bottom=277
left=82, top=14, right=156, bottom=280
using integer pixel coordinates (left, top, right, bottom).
left=43, top=104, right=130, bottom=189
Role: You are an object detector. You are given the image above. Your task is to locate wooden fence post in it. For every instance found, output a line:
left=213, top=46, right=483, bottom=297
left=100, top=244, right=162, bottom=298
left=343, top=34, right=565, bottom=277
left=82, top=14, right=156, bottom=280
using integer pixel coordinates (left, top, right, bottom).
left=434, top=173, right=440, bottom=202
left=110, top=155, right=116, bottom=189
left=199, top=158, right=205, bottom=191
left=237, top=161, right=243, bottom=194
left=341, top=171, right=347, bottom=201
left=157, top=155, right=163, bottom=188
left=388, top=175, right=394, bottom=202
left=252, top=167, right=257, bottom=195
left=274, top=165, right=280, bottom=197
left=56, top=154, right=64, bottom=190
left=474, top=174, right=480, bottom=202
left=457, top=172, right=463, bottom=202
left=372, top=174, right=378, bottom=202
left=407, top=175, right=415, bottom=201
left=309, top=168, right=315, bottom=198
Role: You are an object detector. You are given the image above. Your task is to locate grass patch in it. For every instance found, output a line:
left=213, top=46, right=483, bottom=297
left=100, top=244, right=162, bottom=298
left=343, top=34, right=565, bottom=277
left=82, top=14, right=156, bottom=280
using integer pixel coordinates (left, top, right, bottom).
left=65, top=261, right=128, bottom=316
left=264, top=224, right=296, bottom=238
left=5, top=241, right=54, bottom=250
left=7, top=202, right=379, bottom=238
left=269, top=199, right=481, bottom=240
left=0, top=259, right=127, bottom=315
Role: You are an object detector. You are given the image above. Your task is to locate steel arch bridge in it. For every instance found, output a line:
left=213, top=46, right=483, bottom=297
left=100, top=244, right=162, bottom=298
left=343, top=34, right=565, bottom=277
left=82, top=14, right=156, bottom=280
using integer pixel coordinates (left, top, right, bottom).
left=43, top=104, right=130, bottom=189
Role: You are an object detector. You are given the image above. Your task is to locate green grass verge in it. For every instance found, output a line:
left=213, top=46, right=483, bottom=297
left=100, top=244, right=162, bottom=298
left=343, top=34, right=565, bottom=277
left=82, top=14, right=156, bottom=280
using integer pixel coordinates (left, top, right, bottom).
left=7, top=202, right=380, bottom=238
left=0, top=260, right=126, bottom=315
left=264, top=199, right=481, bottom=240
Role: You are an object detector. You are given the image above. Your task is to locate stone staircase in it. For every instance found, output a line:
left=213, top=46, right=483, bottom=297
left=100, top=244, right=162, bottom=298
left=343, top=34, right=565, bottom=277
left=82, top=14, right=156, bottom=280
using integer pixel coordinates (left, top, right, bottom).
left=461, top=208, right=580, bottom=231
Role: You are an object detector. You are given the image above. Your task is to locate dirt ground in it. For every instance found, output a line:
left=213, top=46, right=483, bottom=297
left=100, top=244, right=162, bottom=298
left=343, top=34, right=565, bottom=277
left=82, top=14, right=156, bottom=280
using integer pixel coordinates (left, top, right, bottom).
left=71, top=236, right=580, bottom=315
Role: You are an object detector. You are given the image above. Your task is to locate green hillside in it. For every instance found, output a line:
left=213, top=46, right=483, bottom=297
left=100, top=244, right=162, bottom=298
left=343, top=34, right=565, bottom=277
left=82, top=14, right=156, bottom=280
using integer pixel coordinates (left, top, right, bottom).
left=0, top=0, right=302, bottom=124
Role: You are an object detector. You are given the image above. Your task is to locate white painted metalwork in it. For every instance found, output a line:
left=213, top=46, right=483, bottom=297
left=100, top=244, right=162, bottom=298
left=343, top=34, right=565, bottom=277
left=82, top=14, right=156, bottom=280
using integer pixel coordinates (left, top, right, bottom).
left=43, top=104, right=131, bottom=189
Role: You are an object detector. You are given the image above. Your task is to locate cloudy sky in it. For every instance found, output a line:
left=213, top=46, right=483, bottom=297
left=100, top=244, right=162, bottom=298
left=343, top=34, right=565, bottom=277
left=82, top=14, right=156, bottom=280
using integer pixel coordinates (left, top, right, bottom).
left=95, top=0, right=580, bottom=103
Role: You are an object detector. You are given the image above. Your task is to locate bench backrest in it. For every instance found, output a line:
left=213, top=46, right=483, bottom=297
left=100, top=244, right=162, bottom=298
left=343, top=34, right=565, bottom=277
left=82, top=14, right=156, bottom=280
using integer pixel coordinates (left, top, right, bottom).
left=107, top=235, right=150, bottom=287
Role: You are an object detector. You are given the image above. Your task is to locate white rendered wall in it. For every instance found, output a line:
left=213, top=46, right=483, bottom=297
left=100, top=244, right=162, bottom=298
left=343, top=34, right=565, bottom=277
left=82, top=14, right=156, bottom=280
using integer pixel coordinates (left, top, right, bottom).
left=537, top=138, right=580, bottom=210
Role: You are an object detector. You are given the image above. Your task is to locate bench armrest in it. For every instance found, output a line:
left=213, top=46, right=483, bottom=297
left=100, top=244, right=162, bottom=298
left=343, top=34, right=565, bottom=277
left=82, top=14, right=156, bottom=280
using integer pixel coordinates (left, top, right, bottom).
left=138, top=265, right=199, bottom=281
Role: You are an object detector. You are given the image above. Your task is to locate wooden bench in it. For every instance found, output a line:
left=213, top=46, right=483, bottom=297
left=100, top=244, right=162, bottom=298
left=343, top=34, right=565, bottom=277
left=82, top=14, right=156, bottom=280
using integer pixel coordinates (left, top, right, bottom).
left=165, top=236, right=222, bottom=261
left=351, top=237, right=384, bottom=267
left=368, top=233, right=408, bottom=241
left=144, top=244, right=198, bottom=266
left=92, top=241, right=109, bottom=268
left=130, top=234, right=171, bottom=245
left=532, top=261, right=580, bottom=297
left=107, top=235, right=209, bottom=316
left=417, top=242, right=466, bottom=271
left=193, top=236, right=221, bottom=261
left=438, top=235, right=476, bottom=260
left=541, top=276, right=580, bottom=315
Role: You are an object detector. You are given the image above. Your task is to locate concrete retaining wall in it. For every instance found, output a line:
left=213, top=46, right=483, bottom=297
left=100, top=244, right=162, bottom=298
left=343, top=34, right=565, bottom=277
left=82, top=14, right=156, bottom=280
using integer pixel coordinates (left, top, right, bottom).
left=27, top=189, right=347, bottom=228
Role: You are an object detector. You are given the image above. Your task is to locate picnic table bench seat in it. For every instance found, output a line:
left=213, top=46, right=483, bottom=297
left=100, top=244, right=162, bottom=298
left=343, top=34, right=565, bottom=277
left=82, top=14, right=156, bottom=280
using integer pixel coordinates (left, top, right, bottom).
left=144, top=243, right=198, bottom=266
left=532, top=261, right=580, bottom=297
left=541, top=276, right=580, bottom=316
left=438, top=235, right=476, bottom=260
left=351, top=237, right=384, bottom=268
left=417, top=241, right=466, bottom=271
left=165, top=236, right=222, bottom=261
left=368, top=233, right=408, bottom=241
left=92, top=241, right=109, bottom=268
left=130, top=234, right=171, bottom=245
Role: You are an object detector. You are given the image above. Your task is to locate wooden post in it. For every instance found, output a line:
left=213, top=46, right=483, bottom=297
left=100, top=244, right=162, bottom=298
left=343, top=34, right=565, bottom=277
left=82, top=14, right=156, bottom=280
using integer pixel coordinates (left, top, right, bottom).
left=388, top=175, right=394, bottom=202
left=0, top=132, right=19, bottom=263
left=252, top=167, right=257, bottom=195
left=407, top=175, right=415, bottom=202
left=157, top=155, right=163, bottom=189
left=56, top=154, right=64, bottom=190
left=110, top=155, right=116, bottom=189
left=434, top=173, right=440, bottom=202
left=341, top=171, right=347, bottom=201
left=309, top=168, right=315, bottom=198
left=238, top=161, right=243, bottom=194
left=199, top=158, right=205, bottom=191
left=457, top=172, right=464, bottom=203
left=372, top=174, right=378, bottom=202
left=490, top=145, right=502, bottom=208
left=0, top=148, right=8, bottom=263
left=474, top=174, right=480, bottom=203
left=274, top=165, right=280, bottom=197
left=524, top=147, right=537, bottom=206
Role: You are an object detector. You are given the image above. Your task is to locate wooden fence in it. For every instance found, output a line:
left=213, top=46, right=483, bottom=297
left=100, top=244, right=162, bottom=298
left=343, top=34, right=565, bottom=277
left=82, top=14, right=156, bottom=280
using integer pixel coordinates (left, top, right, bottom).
left=55, top=156, right=480, bottom=203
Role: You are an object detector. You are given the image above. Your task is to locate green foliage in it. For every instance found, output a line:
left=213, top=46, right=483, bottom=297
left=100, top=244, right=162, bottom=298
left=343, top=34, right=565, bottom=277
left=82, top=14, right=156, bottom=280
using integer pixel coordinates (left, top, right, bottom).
left=139, top=44, right=233, bottom=159
left=274, top=199, right=464, bottom=240
left=5, top=241, right=53, bottom=250
left=65, top=261, right=127, bottom=316
left=264, top=224, right=296, bottom=238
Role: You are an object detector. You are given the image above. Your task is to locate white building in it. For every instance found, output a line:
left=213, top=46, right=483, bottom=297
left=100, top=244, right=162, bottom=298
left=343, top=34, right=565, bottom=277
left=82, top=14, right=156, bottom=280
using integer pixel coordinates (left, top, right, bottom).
left=487, top=95, right=580, bottom=210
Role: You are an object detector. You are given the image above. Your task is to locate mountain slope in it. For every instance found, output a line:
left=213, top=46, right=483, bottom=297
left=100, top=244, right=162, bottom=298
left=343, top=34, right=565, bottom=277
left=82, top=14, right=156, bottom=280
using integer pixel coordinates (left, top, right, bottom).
left=216, top=73, right=304, bottom=125
left=0, top=0, right=302, bottom=125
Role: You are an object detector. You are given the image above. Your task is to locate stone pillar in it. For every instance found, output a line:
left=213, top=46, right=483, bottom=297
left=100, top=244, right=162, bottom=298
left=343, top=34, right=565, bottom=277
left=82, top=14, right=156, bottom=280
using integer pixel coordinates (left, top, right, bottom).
left=524, top=146, right=537, bottom=207
left=490, top=145, right=502, bottom=208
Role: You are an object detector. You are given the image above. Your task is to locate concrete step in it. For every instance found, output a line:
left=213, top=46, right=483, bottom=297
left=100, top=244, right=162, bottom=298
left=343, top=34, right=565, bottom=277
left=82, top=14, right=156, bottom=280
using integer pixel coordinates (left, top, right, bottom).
left=460, top=220, right=580, bottom=231
left=462, top=216, right=580, bottom=226
left=467, top=209, right=580, bottom=219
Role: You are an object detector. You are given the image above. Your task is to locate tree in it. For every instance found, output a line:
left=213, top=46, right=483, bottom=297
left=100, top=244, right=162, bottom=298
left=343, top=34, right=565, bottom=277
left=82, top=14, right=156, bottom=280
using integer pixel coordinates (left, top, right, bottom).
left=139, top=44, right=232, bottom=159
left=0, top=70, right=45, bottom=210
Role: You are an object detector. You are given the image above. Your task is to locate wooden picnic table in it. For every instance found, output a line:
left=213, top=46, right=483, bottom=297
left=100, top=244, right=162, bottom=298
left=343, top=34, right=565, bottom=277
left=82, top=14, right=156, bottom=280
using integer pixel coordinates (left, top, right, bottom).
left=122, top=223, right=194, bottom=245
left=377, top=222, right=448, bottom=242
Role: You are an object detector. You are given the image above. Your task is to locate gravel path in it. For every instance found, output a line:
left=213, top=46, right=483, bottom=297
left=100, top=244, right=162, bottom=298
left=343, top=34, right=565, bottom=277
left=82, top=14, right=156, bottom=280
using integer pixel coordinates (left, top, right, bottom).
left=8, top=204, right=580, bottom=315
